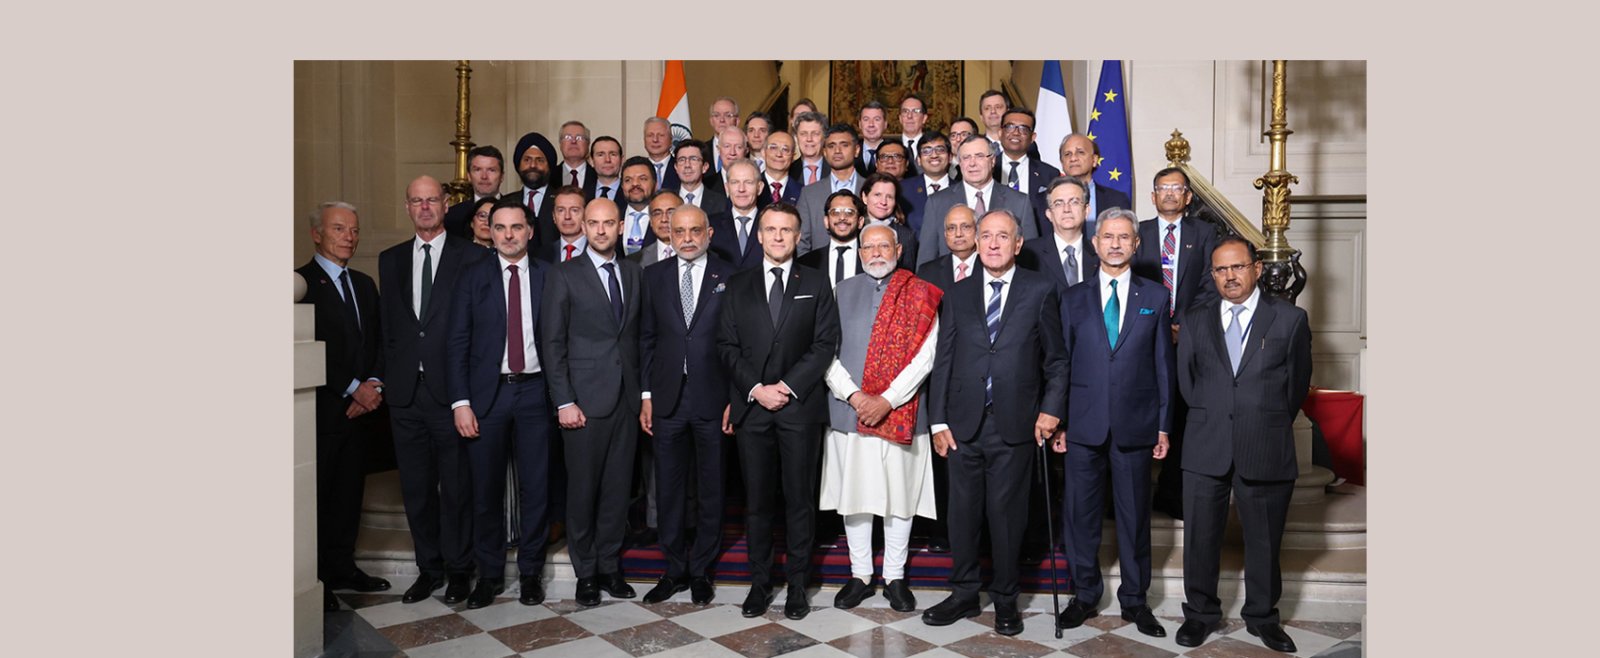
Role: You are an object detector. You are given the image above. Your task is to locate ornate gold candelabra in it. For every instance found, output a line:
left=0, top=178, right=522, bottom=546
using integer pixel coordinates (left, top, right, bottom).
left=1252, top=60, right=1306, bottom=302
left=445, top=61, right=475, bottom=206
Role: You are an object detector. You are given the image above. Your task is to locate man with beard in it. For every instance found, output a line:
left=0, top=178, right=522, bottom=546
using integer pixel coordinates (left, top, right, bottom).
left=511, top=131, right=559, bottom=248
left=796, top=190, right=866, bottom=289
left=558, top=121, right=597, bottom=198
left=916, top=137, right=1036, bottom=267
left=535, top=186, right=590, bottom=264
left=379, top=176, right=488, bottom=606
left=902, top=132, right=952, bottom=235
left=710, top=159, right=765, bottom=272
left=638, top=204, right=735, bottom=606
left=860, top=172, right=919, bottom=269
left=797, top=124, right=864, bottom=254
left=922, top=209, right=1065, bottom=637
left=995, top=108, right=1061, bottom=235
left=618, top=156, right=661, bottom=257
left=1058, top=133, right=1133, bottom=236
left=819, top=224, right=941, bottom=613
left=716, top=202, right=840, bottom=620
left=1050, top=209, right=1173, bottom=639
left=445, top=145, right=505, bottom=240
left=643, top=117, right=679, bottom=190
left=668, top=140, right=729, bottom=218
left=760, top=131, right=804, bottom=208
left=542, top=198, right=645, bottom=607
left=854, top=101, right=888, bottom=175
left=792, top=111, right=827, bottom=187
left=591, top=136, right=624, bottom=203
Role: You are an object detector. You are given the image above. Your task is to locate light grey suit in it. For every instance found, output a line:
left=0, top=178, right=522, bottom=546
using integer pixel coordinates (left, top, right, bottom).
left=796, top=173, right=863, bottom=256
left=914, top=182, right=1037, bottom=267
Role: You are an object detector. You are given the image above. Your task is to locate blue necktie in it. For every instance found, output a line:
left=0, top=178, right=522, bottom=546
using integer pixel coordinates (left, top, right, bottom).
left=985, top=280, right=1003, bottom=406
left=602, top=262, right=623, bottom=325
left=1226, top=304, right=1246, bottom=374
left=1104, top=279, right=1120, bottom=349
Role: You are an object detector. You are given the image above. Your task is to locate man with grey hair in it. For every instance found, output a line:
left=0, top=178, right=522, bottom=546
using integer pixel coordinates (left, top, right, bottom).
left=792, top=111, right=828, bottom=186
left=706, top=96, right=740, bottom=173
left=1057, top=133, right=1133, bottom=235
left=820, top=224, right=942, bottom=613
left=916, top=137, right=1035, bottom=267
left=643, top=117, right=680, bottom=190
left=715, top=127, right=750, bottom=190
left=297, top=201, right=390, bottom=610
left=558, top=120, right=597, bottom=198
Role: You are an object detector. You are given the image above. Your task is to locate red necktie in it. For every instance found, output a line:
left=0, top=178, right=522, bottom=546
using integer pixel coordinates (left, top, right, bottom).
left=564, top=244, right=575, bottom=262
left=507, top=265, right=525, bottom=372
left=771, top=181, right=783, bottom=201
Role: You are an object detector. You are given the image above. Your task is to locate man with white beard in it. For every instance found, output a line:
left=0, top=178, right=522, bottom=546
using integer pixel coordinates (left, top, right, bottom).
left=818, top=224, right=942, bottom=613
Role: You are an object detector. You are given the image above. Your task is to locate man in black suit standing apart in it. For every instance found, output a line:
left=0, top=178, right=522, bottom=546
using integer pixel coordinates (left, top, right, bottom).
left=298, top=201, right=391, bottom=610
left=1057, top=133, right=1132, bottom=237
left=1173, top=237, right=1312, bottom=654
left=542, top=198, right=645, bottom=607
left=1135, top=167, right=1220, bottom=520
left=379, top=176, right=487, bottom=606
left=638, top=204, right=735, bottom=606
left=716, top=202, right=841, bottom=620
left=1049, top=209, right=1172, bottom=638
left=448, top=197, right=555, bottom=609
left=922, top=209, right=1066, bottom=637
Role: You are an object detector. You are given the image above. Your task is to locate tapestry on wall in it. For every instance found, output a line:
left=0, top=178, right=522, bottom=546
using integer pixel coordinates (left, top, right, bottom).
left=829, top=61, right=963, bottom=133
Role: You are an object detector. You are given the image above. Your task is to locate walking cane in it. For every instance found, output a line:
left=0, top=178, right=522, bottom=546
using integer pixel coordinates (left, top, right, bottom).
left=1038, top=440, right=1063, bottom=638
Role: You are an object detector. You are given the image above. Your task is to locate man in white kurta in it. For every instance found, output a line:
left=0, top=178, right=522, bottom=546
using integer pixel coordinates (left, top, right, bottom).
left=819, top=224, right=941, bottom=613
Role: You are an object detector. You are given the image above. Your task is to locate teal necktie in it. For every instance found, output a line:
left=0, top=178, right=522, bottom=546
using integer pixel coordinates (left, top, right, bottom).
left=1104, top=279, right=1120, bottom=349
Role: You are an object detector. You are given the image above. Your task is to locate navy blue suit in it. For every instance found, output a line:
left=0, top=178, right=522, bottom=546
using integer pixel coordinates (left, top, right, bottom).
left=1084, top=184, right=1133, bottom=236
left=446, top=253, right=555, bottom=580
left=708, top=212, right=764, bottom=272
left=760, top=171, right=805, bottom=210
left=899, top=176, right=952, bottom=236
left=1057, top=272, right=1173, bottom=611
left=640, top=254, right=735, bottom=579
left=1018, top=233, right=1099, bottom=294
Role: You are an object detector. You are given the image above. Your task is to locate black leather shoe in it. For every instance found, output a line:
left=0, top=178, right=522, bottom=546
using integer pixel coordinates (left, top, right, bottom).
left=643, top=577, right=689, bottom=603
left=921, top=595, right=981, bottom=626
left=832, top=577, right=875, bottom=609
left=784, top=586, right=810, bottom=620
left=926, top=537, right=950, bottom=553
left=1175, top=619, right=1221, bottom=647
left=994, top=600, right=1023, bottom=636
left=598, top=572, right=636, bottom=599
left=741, top=585, right=772, bottom=617
left=1248, top=622, right=1298, bottom=653
left=519, top=576, right=544, bottom=605
left=443, top=574, right=472, bottom=604
left=575, top=578, right=601, bottom=607
left=884, top=579, right=916, bottom=612
left=466, top=578, right=504, bottom=609
left=326, top=569, right=392, bottom=593
left=1120, top=605, right=1166, bottom=637
left=324, top=589, right=339, bottom=612
left=402, top=573, right=444, bottom=604
left=690, top=577, right=715, bottom=605
left=1055, top=599, right=1099, bottom=629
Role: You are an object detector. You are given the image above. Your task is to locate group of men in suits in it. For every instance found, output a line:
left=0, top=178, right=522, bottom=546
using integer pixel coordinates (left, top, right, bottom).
left=299, top=91, right=1313, bottom=653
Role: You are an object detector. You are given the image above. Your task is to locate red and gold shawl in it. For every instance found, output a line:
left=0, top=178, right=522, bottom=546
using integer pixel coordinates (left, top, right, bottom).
left=857, top=269, right=943, bottom=444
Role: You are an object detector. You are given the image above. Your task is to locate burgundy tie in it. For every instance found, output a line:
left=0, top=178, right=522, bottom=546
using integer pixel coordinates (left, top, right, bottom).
left=507, top=265, right=525, bottom=372
left=929, top=183, right=941, bottom=193
left=771, top=181, right=783, bottom=202
left=564, top=244, right=575, bottom=262
left=570, top=170, right=579, bottom=187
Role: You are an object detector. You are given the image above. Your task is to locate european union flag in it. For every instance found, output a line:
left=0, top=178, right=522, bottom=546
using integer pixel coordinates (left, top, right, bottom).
left=1089, top=60, right=1133, bottom=200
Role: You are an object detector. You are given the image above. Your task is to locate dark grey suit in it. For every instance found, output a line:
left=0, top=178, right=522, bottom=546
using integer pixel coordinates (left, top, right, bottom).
left=915, top=182, right=1037, bottom=267
left=796, top=173, right=863, bottom=255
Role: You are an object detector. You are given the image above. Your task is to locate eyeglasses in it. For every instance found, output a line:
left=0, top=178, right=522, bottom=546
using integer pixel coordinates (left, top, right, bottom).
left=949, top=130, right=973, bottom=141
left=877, top=153, right=906, bottom=162
left=919, top=145, right=948, bottom=156
left=1049, top=198, right=1086, bottom=210
left=1154, top=184, right=1189, bottom=193
left=765, top=145, right=793, bottom=154
left=1211, top=263, right=1253, bottom=276
left=1002, top=123, right=1033, bottom=134
left=900, top=107, right=926, bottom=115
left=407, top=196, right=443, bottom=206
left=560, top=134, right=588, bottom=143
left=944, top=223, right=975, bottom=234
left=827, top=208, right=859, bottom=217
left=678, top=155, right=703, bottom=163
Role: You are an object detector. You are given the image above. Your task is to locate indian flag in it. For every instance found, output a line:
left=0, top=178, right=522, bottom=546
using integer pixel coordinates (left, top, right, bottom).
left=657, top=61, right=692, bottom=144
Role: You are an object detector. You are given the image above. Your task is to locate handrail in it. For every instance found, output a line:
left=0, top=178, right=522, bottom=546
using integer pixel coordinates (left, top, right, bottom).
left=1165, top=130, right=1266, bottom=248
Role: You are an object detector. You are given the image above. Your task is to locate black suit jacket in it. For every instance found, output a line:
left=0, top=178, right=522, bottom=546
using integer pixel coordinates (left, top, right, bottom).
left=1059, top=273, right=1173, bottom=448
left=540, top=255, right=644, bottom=418
left=708, top=211, right=764, bottom=272
left=446, top=254, right=546, bottom=415
left=929, top=268, right=1067, bottom=445
left=444, top=194, right=496, bottom=241
left=377, top=235, right=488, bottom=407
left=559, top=163, right=598, bottom=200
left=715, top=263, right=841, bottom=424
left=914, top=254, right=963, bottom=294
left=512, top=186, right=559, bottom=249
left=1133, top=216, right=1219, bottom=320
left=669, top=184, right=730, bottom=218
left=1018, top=233, right=1099, bottom=293
left=535, top=238, right=586, bottom=265
left=900, top=176, right=951, bottom=236
left=1177, top=294, right=1312, bottom=481
left=1087, top=184, right=1133, bottom=232
left=995, top=155, right=1061, bottom=236
left=298, top=259, right=383, bottom=429
left=641, top=255, right=735, bottom=419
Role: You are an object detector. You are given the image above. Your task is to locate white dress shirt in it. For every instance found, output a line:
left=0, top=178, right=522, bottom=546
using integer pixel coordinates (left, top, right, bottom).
left=1098, top=267, right=1133, bottom=329
left=1051, top=231, right=1085, bottom=284
left=451, top=254, right=542, bottom=411
left=1001, top=156, right=1030, bottom=193
left=825, top=240, right=859, bottom=288
left=923, top=174, right=950, bottom=193
left=562, top=162, right=588, bottom=187
left=679, top=183, right=705, bottom=207
left=585, top=248, right=624, bottom=305
left=412, top=232, right=445, bottom=316
left=950, top=253, right=978, bottom=281
left=963, top=180, right=996, bottom=211
left=1221, top=286, right=1262, bottom=343
left=595, top=178, right=620, bottom=201
left=555, top=235, right=587, bottom=262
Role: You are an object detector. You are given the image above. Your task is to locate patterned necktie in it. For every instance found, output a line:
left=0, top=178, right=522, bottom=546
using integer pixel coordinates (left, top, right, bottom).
left=1226, top=304, right=1246, bottom=374
left=602, top=262, right=623, bottom=324
left=662, top=245, right=674, bottom=259
left=680, top=261, right=695, bottom=327
left=1063, top=245, right=1078, bottom=287
left=737, top=217, right=751, bottom=256
left=771, top=181, right=783, bottom=202
left=1007, top=161, right=1020, bottom=191
left=339, top=269, right=360, bottom=329
left=768, top=267, right=785, bottom=326
left=628, top=212, right=646, bottom=252
left=1163, top=223, right=1178, bottom=315
left=1104, top=279, right=1121, bottom=349
left=955, top=261, right=968, bottom=282
left=835, top=246, right=849, bottom=285
left=973, top=190, right=986, bottom=217
left=985, top=280, right=1003, bottom=406
left=507, top=265, right=524, bottom=372
left=419, top=243, right=433, bottom=317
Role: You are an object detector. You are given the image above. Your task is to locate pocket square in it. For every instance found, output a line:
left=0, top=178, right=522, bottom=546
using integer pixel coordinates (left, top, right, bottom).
left=713, top=282, right=726, bottom=293
left=1140, top=307, right=1156, bottom=315
left=795, top=294, right=815, bottom=300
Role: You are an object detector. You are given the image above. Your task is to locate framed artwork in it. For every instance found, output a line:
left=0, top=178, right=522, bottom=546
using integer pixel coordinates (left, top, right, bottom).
left=829, top=61, right=963, bottom=133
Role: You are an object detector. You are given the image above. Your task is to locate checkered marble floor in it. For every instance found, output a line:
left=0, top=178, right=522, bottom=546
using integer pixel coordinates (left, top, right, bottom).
left=323, top=580, right=1362, bottom=657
